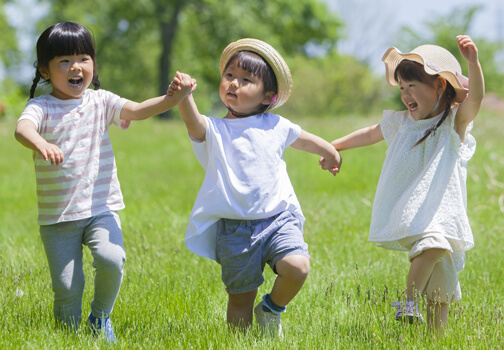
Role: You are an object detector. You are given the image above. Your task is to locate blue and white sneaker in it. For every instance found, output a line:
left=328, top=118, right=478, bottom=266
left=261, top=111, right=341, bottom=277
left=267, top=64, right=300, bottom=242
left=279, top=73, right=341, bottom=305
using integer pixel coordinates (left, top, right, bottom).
left=88, top=312, right=116, bottom=343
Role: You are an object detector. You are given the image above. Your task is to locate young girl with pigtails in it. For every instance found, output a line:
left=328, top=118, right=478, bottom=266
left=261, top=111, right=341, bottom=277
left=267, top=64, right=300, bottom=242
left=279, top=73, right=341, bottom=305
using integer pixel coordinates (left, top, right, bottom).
left=324, top=35, right=484, bottom=333
left=14, top=21, right=194, bottom=342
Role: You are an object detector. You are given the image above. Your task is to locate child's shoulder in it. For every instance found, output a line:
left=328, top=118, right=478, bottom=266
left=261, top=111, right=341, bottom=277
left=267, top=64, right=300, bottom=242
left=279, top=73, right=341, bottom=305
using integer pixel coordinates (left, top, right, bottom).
left=382, top=109, right=409, bottom=123
left=383, top=109, right=408, bottom=117
left=27, top=93, right=52, bottom=104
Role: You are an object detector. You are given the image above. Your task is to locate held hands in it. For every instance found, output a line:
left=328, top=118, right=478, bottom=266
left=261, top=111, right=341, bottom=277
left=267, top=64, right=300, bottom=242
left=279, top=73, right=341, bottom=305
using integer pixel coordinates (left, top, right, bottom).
left=319, top=150, right=342, bottom=177
left=167, top=71, right=197, bottom=97
left=457, top=35, right=478, bottom=65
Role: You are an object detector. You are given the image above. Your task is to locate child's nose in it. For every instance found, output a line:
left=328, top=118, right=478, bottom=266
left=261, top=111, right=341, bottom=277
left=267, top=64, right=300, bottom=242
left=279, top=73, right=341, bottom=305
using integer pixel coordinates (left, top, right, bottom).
left=230, top=78, right=239, bottom=88
left=70, top=62, right=82, bottom=71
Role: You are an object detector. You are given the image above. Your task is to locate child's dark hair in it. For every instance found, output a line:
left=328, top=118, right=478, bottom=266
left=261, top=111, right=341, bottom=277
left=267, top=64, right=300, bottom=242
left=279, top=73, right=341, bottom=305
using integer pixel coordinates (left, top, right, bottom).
left=30, top=22, right=100, bottom=99
left=223, top=51, right=277, bottom=116
left=394, top=60, right=456, bottom=146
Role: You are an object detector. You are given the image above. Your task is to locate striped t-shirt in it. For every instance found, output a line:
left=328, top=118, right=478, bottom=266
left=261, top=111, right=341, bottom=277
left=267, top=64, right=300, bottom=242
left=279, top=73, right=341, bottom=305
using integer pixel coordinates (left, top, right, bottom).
left=18, top=89, right=130, bottom=225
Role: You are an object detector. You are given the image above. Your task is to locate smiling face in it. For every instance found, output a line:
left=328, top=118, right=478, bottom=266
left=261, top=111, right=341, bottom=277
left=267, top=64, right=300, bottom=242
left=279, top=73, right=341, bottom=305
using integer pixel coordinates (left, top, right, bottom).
left=219, top=62, right=274, bottom=118
left=39, top=54, right=94, bottom=100
left=394, top=60, right=447, bottom=121
left=398, top=78, right=443, bottom=121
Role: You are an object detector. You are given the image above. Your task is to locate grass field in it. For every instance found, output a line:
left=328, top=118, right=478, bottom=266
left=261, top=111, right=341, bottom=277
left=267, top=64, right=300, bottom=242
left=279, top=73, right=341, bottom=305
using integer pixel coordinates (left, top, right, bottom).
left=0, top=110, right=503, bottom=349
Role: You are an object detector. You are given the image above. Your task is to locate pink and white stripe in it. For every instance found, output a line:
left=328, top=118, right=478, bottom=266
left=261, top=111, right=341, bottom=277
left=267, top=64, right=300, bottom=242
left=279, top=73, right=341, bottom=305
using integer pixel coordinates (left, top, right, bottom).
left=18, top=89, right=130, bottom=225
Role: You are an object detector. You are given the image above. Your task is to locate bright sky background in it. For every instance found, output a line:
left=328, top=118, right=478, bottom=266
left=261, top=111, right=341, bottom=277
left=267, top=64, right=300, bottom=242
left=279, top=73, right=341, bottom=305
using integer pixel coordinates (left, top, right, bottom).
left=325, top=0, right=503, bottom=71
left=2, top=0, right=503, bottom=81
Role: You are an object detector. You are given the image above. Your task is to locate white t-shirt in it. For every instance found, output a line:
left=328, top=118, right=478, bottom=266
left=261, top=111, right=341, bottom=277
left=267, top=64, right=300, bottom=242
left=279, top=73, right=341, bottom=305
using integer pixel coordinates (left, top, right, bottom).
left=18, top=89, right=130, bottom=225
left=186, top=113, right=305, bottom=260
left=370, top=106, right=476, bottom=260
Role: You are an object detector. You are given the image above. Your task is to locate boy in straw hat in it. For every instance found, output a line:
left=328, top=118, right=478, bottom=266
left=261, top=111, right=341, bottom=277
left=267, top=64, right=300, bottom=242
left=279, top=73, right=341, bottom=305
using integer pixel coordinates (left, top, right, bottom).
left=322, top=35, right=484, bottom=333
left=168, top=38, right=341, bottom=337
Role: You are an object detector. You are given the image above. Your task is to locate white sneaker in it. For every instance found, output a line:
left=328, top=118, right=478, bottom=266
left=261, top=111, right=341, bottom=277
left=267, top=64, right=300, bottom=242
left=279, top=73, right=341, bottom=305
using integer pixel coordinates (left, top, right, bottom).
left=254, top=300, right=283, bottom=339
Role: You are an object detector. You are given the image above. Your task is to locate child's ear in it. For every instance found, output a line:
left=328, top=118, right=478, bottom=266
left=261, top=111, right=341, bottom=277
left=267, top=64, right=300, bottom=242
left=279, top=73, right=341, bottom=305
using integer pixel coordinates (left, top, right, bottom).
left=262, top=91, right=276, bottom=105
left=38, top=66, right=49, bottom=80
left=437, top=76, right=447, bottom=94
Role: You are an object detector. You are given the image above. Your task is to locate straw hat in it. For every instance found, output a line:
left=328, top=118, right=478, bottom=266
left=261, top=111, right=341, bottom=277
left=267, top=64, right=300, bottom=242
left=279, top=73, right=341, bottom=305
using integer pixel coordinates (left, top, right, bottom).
left=382, top=45, right=469, bottom=103
left=220, top=38, right=292, bottom=110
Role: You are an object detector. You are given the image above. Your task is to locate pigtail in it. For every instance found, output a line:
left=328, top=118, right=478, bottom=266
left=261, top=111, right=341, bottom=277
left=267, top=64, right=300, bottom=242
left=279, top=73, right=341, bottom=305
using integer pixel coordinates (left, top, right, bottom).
left=413, top=84, right=456, bottom=147
left=92, top=73, right=100, bottom=90
left=29, top=70, right=43, bottom=99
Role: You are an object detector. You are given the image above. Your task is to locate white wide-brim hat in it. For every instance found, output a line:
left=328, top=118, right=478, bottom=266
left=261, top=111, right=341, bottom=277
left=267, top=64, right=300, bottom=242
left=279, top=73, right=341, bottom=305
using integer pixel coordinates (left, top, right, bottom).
left=220, top=38, right=292, bottom=110
left=382, top=44, right=469, bottom=103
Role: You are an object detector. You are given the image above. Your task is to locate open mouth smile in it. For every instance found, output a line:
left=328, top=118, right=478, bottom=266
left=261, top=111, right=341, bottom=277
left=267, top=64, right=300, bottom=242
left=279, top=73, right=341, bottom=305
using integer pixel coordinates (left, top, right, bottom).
left=408, top=101, right=418, bottom=111
left=68, top=77, right=84, bottom=88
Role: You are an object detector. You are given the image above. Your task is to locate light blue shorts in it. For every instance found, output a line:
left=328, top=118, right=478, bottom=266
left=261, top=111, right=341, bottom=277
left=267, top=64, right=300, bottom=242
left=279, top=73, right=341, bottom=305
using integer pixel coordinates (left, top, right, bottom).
left=216, top=211, right=309, bottom=294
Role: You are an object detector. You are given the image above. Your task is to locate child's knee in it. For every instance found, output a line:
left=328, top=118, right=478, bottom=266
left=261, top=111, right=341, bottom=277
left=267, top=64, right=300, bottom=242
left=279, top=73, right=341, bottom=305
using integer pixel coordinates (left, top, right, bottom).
left=93, top=246, right=126, bottom=273
left=277, top=255, right=310, bottom=280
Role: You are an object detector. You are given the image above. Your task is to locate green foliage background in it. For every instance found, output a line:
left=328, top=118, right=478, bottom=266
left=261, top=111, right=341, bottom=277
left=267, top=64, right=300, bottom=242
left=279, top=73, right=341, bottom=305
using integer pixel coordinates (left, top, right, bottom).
left=1, top=2, right=503, bottom=122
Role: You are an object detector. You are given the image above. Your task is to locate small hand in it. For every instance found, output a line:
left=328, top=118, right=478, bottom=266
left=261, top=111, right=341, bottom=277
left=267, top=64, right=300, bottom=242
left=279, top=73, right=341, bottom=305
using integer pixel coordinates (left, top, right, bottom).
left=167, top=71, right=197, bottom=96
left=457, top=35, right=478, bottom=65
left=38, top=142, right=64, bottom=165
left=319, top=152, right=342, bottom=177
left=167, top=76, right=181, bottom=96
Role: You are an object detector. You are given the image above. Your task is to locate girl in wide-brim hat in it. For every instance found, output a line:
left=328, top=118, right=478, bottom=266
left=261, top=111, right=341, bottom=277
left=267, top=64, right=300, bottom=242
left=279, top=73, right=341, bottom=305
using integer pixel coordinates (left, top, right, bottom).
left=324, top=35, right=484, bottom=333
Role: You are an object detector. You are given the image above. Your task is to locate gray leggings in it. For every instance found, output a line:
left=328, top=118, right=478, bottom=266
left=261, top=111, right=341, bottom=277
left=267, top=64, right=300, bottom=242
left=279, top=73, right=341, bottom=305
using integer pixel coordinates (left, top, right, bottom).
left=40, top=211, right=126, bottom=328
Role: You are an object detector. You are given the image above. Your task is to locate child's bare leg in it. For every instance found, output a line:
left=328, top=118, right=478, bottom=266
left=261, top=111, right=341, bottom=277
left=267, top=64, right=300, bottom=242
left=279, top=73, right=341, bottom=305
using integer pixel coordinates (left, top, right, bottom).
left=407, top=248, right=447, bottom=301
left=269, top=255, right=310, bottom=306
left=227, top=288, right=257, bottom=330
left=427, top=300, right=448, bottom=334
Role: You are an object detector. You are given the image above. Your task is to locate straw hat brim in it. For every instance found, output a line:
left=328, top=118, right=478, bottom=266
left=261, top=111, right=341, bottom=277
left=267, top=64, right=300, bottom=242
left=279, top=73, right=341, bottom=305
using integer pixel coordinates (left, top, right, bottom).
left=382, top=46, right=468, bottom=103
left=220, top=38, right=292, bottom=110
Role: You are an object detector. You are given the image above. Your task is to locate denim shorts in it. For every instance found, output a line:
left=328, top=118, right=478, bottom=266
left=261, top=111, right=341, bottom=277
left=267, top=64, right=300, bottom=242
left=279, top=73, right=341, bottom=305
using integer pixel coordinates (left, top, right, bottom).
left=216, top=211, right=309, bottom=294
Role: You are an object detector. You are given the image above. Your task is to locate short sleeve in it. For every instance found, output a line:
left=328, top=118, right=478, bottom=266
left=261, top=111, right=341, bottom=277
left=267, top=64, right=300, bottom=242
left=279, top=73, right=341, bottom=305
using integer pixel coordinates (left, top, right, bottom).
left=99, top=90, right=130, bottom=130
left=447, top=105, right=476, bottom=162
left=380, top=110, right=404, bottom=145
left=459, top=123, right=476, bottom=162
left=18, top=100, right=45, bottom=131
left=282, top=117, right=302, bottom=148
left=190, top=115, right=211, bottom=169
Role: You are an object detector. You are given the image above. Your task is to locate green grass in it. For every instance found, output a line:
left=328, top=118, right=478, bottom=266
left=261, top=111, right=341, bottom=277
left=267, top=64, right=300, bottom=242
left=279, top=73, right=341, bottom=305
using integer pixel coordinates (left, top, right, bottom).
left=1, top=111, right=503, bottom=349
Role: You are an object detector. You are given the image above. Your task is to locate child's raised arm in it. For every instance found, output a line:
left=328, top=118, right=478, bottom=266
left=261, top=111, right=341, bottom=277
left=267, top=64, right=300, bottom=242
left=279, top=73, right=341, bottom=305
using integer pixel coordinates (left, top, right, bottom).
left=120, top=72, right=196, bottom=121
left=290, top=130, right=342, bottom=176
left=454, top=35, right=485, bottom=137
left=173, top=72, right=207, bottom=141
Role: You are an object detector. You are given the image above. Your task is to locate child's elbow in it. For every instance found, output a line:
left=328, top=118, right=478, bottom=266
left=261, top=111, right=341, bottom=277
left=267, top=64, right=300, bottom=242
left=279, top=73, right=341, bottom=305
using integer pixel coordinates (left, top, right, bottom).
left=14, top=125, right=25, bottom=142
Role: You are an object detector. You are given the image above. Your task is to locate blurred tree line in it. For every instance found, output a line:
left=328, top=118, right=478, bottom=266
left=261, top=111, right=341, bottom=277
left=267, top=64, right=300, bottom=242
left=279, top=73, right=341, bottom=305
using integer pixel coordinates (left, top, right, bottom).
left=0, top=1, right=502, bottom=120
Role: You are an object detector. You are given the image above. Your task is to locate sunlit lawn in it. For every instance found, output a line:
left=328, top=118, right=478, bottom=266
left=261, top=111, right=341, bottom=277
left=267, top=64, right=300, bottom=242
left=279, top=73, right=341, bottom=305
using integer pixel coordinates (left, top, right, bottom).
left=1, top=110, right=503, bottom=349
